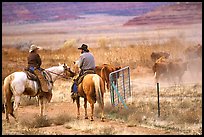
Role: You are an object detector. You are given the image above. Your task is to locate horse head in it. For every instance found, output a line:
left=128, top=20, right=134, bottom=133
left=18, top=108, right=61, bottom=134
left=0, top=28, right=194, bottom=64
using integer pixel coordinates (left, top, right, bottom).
left=61, top=63, right=76, bottom=78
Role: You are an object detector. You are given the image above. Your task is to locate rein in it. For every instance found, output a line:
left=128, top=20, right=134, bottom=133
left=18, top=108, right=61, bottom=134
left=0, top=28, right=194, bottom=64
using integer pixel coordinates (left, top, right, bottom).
left=45, top=69, right=70, bottom=79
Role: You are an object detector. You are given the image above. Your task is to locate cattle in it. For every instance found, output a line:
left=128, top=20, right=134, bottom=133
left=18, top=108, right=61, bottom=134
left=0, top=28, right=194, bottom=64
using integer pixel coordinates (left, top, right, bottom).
left=184, top=44, right=202, bottom=60
left=197, top=44, right=202, bottom=58
left=150, top=51, right=170, bottom=62
left=187, top=57, right=202, bottom=81
left=153, top=57, right=188, bottom=84
left=152, top=57, right=169, bottom=83
left=95, top=64, right=121, bottom=91
left=167, top=60, right=188, bottom=83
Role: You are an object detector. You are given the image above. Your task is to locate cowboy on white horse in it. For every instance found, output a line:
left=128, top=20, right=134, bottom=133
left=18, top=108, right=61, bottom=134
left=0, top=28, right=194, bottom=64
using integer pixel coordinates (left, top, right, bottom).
left=27, top=44, right=48, bottom=92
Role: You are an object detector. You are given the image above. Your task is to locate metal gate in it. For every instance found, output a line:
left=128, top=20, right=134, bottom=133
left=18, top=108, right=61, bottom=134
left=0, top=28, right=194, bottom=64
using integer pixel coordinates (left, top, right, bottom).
left=109, top=66, right=132, bottom=109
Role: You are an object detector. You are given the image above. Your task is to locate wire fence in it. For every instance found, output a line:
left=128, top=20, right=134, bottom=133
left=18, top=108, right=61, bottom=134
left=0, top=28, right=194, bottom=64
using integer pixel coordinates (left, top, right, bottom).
left=131, top=78, right=202, bottom=117
left=109, top=66, right=202, bottom=114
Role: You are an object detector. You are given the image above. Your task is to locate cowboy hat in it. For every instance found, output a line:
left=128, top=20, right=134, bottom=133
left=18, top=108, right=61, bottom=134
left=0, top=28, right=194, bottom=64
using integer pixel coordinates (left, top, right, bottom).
left=78, top=44, right=88, bottom=50
left=29, top=44, right=40, bottom=52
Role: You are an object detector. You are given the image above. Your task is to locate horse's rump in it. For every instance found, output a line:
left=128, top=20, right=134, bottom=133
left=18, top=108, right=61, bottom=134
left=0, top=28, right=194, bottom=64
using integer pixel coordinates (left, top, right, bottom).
left=80, top=74, right=105, bottom=104
left=3, top=74, right=15, bottom=114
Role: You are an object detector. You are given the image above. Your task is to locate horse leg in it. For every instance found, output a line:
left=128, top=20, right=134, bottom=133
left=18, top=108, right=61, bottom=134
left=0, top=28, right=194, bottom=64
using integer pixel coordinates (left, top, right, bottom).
left=86, top=96, right=95, bottom=121
left=100, top=100, right=105, bottom=122
left=84, top=98, right=88, bottom=119
left=36, top=96, right=39, bottom=106
left=43, top=97, right=47, bottom=117
left=4, top=101, right=16, bottom=123
left=4, top=100, right=11, bottom=123
left=13, top=95, right=21, bottom=122
left=76, top=96, right=80, bottom=119
left=9, top=101, right=16, bottom=120
left=3, top=81, right=13, bottom=123
left=4, top=103, right=10, bottom=123
left=107, top=80, right=110, bottom=91
left=39, top=97, right=44, bottom=117
left=90, top=103, right=94, bottom=121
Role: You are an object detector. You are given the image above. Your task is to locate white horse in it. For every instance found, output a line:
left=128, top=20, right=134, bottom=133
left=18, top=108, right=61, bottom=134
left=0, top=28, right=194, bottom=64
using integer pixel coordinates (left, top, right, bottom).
left=3, top=63, right=75, bottom=123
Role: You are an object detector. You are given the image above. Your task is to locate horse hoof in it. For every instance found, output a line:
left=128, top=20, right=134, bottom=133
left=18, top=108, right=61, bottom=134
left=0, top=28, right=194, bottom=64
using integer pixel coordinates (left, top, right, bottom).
left=6, top=120, right=10, bottom=123
left=77, top=116, right=80, bottom=120
left=90, top=118, right=94, bottom=121
left=85, top=116, right=88, bottom=119
left=101, top=118, right=105, bottom=122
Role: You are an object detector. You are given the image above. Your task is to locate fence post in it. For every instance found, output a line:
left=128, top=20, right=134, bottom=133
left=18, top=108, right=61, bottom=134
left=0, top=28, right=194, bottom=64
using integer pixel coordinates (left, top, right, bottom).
left=157, top=82, right=160, bottom=117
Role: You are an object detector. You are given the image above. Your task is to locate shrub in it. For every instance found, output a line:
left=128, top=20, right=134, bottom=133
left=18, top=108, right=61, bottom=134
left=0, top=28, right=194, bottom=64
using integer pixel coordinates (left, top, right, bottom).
left=20, top=115, right=51, bottom=128
left=51, top=114, right=72, bottom=125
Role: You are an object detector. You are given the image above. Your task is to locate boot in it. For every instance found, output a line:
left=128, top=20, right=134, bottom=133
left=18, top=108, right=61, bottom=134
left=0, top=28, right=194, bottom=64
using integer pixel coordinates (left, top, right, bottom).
left=34, top=69, right=48, bottom=92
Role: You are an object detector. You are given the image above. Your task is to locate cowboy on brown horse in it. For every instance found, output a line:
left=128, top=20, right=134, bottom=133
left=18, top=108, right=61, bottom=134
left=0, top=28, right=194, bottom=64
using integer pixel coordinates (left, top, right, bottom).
left=27, top=44, right=48, bottom=92
left=71, top=44, right=96, bottom=100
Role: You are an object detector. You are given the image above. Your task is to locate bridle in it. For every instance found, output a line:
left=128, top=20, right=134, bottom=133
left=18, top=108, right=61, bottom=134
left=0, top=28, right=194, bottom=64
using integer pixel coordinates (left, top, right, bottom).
left=45, top=69, right=66, bottom=79
left=45, top=64, right=74, bottom=80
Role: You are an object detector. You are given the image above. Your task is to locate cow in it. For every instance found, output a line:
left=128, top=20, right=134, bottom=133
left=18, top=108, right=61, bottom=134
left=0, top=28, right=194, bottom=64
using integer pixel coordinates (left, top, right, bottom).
left=187, top=57, right=202, bottom=82
left=153, top=57, right=188, bottom=84
left=150, top=51, right=170, bottom=62
left=184, top=44, right=202, bottom=60
left=152, top=57, right=169, bottom=83
left=167, top=60, right=188, bottom=84
left=95, top=64, right=121, bottom=92
left=197, top=44, right=202, bottom=58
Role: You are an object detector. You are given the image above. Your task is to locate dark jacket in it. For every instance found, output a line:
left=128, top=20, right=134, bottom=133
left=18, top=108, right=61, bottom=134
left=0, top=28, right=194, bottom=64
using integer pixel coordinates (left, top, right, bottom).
left=27, top=52, right=42, bottom=68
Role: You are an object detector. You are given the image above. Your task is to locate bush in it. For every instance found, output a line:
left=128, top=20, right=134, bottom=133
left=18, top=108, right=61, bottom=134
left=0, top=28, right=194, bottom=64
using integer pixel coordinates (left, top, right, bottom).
left=20, top=115, right=51, bottom=128
left=51, top=114, right=72, bottom=125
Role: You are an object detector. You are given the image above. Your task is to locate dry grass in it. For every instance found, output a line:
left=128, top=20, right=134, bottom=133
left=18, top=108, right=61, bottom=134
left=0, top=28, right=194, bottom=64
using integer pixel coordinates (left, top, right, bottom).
left=98, top=127, right=116, bottom=135
left=2, top=35, right=202, bottom=135
left=94, top=83, right=202, bottom=134
left=20, top=113, right=72, bottom=128
left=2, top=36, right=194, bottom=82
left=20, top=96, right=38, bottom=106
left=20, top=115, right=52, bottom=128
left=51, top=114, right=72, bottom=125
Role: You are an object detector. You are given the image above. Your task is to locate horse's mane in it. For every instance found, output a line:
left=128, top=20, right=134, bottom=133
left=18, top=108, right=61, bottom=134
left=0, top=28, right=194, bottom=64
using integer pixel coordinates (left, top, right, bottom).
left=45, top=65, right=65, bottom=72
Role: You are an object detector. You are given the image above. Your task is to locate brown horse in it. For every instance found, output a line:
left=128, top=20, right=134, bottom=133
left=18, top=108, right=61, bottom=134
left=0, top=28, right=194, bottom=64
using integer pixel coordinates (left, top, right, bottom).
left=95, top=64, right=121, bottom=91
left=72, top=73, right=105, bottom=121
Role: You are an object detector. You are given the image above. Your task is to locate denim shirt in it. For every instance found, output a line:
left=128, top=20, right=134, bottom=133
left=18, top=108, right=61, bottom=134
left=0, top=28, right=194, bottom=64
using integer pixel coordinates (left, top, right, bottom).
left=78, top=52, right=95, bottom=70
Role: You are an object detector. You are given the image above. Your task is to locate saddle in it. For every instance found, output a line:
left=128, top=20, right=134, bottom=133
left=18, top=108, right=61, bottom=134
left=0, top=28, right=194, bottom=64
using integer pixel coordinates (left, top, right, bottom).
left=24, top=68, right=49, bottom=92
left=71, top=69, right=95, bottom=101
left=34, top=69, right=49, bottom=92
left=24, top=69, right=38, bottom=81
left=77, top=69, right=95, bottom=85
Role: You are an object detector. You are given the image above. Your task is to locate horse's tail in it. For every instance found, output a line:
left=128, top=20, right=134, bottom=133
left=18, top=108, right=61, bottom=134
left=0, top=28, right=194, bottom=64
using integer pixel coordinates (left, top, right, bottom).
left=92, top=75, right=104, bottom=108
left=3, top=74, right=14, bottom=115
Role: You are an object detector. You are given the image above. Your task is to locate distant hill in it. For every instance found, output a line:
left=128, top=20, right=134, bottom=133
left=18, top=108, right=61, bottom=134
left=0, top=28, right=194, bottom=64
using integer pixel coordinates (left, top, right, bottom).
left=124, top=2, right=202, bottom=26
left=2, top=2, right=171, bottom=24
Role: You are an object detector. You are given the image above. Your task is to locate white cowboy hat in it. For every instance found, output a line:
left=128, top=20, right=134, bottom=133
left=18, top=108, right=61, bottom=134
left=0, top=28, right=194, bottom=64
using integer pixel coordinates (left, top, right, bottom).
left=29, top=44, right=40, bottom=52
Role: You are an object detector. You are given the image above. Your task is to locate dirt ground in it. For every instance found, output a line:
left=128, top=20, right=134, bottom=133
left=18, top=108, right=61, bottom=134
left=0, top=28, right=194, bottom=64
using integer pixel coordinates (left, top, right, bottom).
left=2, top=102, right=178, bottom=135
left=2, top=68, right=202, bottom=135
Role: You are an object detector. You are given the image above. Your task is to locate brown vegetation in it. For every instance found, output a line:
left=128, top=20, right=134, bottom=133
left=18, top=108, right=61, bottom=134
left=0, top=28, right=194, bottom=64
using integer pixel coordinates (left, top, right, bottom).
left=2, top=36, right=192, bottom=82
left=2, top=35, right=202, bottom=135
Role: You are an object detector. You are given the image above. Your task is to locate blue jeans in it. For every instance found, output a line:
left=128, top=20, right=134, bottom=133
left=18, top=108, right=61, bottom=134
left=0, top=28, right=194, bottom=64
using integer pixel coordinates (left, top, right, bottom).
left=29, top=67, right=42, bottom=73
